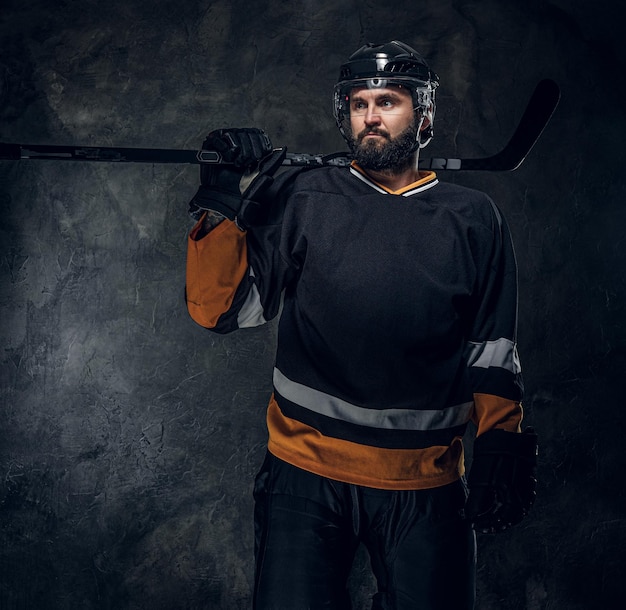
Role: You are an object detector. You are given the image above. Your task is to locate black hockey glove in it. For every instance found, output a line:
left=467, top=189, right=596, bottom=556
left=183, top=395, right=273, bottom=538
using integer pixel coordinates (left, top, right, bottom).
left=188, top=128, right=286, bottom=228
left=466, top=427, right=538, bottom=534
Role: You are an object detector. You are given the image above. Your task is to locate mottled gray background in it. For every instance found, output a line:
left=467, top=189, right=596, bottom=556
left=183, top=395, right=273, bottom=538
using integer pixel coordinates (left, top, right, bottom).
left=1, top=0, right=624, bottom=608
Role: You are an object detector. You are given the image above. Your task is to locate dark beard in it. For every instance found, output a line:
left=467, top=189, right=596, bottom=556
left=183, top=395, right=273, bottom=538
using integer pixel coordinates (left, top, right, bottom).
left=350, top=121, right=419, bottom=173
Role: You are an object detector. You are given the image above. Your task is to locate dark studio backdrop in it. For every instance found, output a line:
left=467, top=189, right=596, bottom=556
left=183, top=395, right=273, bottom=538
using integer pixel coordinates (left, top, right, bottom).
left=1, top=0, right=624, bottom=608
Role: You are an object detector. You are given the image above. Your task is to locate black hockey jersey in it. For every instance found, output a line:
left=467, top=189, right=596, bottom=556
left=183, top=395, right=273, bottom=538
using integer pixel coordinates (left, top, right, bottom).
left=186, top=164, right=523, bottom=490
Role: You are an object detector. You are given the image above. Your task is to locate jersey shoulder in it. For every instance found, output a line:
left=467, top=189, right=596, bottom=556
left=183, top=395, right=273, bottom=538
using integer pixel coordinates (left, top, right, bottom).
left=424, top=179, right=504, bottom=226
left=288, top=165, right=368, bottom=196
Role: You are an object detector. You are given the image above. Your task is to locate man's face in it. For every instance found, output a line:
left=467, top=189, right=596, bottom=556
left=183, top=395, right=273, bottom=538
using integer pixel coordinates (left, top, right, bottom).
left=348, top=85, right=422, bottom=172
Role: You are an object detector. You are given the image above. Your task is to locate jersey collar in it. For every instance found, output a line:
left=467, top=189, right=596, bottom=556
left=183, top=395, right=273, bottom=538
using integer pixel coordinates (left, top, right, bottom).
left=350, top=162, right=439, bottom=196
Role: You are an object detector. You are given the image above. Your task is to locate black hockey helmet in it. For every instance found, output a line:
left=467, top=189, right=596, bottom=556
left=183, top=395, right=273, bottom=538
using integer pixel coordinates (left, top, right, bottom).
left=334, top=41, right=439, bottom=148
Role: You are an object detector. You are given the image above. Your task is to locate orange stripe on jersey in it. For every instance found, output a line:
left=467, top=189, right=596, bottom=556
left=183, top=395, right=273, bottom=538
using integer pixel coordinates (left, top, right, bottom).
left=186, top=217, right=248, bottom=328
left=266, top=395, right=465, bottom=491
left=472, top=392, right=523, bottom=436
left=389, top=171, right=438, bottom=195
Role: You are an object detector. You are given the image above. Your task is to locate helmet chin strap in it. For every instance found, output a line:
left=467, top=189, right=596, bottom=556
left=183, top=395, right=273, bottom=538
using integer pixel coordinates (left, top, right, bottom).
left=407, top=112, right=428, bottom=155
left=415, top=109, right=433, bottom=150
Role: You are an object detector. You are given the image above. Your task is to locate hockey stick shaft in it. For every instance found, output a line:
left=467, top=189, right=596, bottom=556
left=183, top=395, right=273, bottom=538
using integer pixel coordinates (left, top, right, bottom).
left=0, top=141, right=349, bottom=168
left=0, top=80, right=559, bottom=171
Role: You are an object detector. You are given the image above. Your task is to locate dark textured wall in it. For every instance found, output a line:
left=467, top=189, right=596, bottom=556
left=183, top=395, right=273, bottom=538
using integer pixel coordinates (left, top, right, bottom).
left=1, top=1, right=624, bottom=608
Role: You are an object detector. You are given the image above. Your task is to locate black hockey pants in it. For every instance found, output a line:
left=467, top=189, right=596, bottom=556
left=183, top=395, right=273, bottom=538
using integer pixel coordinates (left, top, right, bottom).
left=253, top=452, right=476, bottom=610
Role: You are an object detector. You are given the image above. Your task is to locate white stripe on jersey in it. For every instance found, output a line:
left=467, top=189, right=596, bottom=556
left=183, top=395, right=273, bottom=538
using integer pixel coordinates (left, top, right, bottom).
left=273, top=367, right=473, bottom=431
left=237, top=266, right=267, bottom=328
left=465, top=338, right=522, bottom=374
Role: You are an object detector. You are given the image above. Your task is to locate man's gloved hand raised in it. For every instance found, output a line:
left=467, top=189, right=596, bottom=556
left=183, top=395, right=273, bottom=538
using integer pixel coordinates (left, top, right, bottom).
left=188, top=128, right=286, bottom=229
left=465, top=427, right=538, bottom=534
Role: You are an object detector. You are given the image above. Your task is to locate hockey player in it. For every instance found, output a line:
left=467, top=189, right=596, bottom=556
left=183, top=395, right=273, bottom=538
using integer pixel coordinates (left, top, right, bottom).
left=186, top=41, right=537, bottom=610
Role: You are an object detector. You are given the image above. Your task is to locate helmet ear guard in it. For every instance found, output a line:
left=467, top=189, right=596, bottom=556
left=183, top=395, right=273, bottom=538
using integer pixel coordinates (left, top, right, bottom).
left=334, top=41, right=439, bottom=150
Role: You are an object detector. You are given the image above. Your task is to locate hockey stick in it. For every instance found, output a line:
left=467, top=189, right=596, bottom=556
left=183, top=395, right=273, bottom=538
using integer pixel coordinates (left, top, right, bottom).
left=0, top=79, right=559, bottom=171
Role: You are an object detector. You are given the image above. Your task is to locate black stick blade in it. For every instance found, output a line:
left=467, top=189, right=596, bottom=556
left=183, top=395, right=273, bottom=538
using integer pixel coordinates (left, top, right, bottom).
left=421, top=79, right=561, bottom=171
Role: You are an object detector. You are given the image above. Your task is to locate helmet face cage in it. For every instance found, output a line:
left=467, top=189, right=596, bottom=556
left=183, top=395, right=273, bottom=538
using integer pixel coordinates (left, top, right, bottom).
left=333, top=41, right=439, bottom=149
left=333, top=77, right=437, bottom=149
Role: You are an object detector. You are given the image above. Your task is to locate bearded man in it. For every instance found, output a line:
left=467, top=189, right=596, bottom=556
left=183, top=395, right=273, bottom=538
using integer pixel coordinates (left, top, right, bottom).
left=185, top=41, right=537, bottom=610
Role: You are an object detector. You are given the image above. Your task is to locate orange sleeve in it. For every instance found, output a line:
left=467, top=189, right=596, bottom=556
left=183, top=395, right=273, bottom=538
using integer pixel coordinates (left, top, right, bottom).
left=185, top=217, right=248, bottom=328
left=472, top=393, right=523, bottom=437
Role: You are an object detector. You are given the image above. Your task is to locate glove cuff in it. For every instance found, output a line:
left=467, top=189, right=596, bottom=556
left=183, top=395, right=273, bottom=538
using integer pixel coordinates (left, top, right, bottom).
left=473, top=427, right=538, bottom=462
left=189, top=185, right=242, bottom=221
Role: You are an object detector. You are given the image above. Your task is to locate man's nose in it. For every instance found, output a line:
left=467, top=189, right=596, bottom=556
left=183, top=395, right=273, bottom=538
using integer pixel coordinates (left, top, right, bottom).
left=363, top=108, right=382, bottom=125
